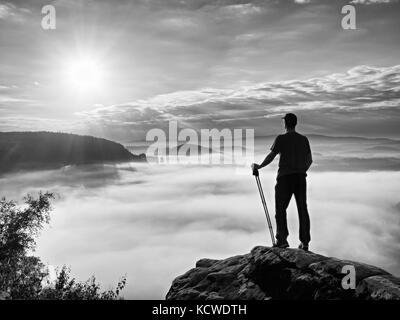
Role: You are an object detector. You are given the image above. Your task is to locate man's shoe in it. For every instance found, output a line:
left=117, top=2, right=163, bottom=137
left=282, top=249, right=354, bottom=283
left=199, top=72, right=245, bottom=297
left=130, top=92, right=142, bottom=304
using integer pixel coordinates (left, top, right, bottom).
left=273, top=241, right=289, bottom=249
left=298, top=243, right=309, bottom=251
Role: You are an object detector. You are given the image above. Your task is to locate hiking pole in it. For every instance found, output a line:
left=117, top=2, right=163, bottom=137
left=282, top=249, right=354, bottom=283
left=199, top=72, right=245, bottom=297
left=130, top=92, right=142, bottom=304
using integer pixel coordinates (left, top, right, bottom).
left=252, top=165, right=276, bottom=246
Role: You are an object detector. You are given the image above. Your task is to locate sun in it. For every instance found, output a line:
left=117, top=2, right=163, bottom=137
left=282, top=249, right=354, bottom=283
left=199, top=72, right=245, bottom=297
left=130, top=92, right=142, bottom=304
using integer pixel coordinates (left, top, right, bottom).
left=63, top=55, right=105, bottom=93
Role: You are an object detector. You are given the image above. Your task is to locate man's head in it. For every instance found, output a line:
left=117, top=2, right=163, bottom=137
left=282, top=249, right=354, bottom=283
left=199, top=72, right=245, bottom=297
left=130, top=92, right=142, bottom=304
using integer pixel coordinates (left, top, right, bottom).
left=282, top=113, right=297, bottom=130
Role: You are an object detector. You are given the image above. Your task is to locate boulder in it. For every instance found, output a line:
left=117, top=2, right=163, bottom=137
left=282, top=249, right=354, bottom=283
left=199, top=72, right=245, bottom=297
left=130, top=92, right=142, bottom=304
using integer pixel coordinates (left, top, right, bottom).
left=166, top=247, right=400, bottom=300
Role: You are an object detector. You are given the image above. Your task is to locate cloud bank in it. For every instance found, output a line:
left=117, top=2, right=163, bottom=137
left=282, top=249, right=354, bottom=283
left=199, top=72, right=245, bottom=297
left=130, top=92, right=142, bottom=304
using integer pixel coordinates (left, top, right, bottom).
left=1, top=135, right=399, bottom=299
left=79, top=65, right=400, bottom=141
left=1, top=165, right=398, bottom=299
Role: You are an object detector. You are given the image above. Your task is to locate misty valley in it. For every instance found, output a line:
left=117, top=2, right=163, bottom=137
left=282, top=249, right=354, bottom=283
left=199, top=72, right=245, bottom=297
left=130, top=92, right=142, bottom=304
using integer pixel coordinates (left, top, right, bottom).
left=1, top=133, right=399, bottom=299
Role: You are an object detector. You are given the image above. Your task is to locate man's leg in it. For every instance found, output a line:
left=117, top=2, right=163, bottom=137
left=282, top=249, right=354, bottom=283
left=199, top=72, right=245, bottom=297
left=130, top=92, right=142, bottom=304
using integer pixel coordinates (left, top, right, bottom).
left=294, top=174, right=311, bottom=245
left=275, top=176, right=292, bottom=244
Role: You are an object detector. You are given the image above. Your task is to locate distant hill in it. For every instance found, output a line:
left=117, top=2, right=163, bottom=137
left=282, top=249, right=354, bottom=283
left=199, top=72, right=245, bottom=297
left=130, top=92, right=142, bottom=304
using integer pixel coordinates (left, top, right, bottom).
left=0, top=132, right=146, bottom=174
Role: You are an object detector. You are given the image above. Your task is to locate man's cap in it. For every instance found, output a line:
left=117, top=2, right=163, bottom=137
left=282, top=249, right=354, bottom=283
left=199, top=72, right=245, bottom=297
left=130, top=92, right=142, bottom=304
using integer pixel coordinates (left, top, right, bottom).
left=282, top=113, right=297, bottom=127
left=282, top=113, right=297, bottom=121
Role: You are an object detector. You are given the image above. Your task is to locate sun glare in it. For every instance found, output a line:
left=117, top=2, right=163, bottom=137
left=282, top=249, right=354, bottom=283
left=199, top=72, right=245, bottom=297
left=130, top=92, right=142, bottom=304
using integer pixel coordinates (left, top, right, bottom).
left=63, top=55, right=105, bottom=93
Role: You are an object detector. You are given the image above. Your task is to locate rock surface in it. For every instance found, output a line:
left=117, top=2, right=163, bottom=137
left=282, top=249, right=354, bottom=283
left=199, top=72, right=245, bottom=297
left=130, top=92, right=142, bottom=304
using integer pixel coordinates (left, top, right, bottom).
left=166, top=246, right=400, bottom=300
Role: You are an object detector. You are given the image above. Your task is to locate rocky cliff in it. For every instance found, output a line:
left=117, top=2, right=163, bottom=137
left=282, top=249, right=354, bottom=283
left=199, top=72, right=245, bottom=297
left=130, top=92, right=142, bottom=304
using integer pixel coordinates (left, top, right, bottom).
left=166, top=246, right=400, bottom=300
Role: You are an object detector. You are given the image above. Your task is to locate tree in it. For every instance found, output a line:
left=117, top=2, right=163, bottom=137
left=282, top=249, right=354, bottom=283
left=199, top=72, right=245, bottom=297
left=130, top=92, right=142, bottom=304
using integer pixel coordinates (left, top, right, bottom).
left=0, top=192, right=126, bottom=300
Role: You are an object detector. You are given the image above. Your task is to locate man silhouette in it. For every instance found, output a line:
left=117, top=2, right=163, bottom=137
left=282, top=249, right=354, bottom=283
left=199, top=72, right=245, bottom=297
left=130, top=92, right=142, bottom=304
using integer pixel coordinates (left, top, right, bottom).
left=252, top=113, right=312, bottom=251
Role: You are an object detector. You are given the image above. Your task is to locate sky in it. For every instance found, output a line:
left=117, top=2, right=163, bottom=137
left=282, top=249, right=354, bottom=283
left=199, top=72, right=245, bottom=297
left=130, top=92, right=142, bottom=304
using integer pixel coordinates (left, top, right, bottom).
left=0, top=0, right=400, bottom=141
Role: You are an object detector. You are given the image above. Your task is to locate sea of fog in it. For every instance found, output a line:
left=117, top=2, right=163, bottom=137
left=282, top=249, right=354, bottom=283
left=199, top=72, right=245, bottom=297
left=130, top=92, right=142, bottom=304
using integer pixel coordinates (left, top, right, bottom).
left=0, top=163, right=399, bottom=299
left=1, top=136, right=400, bottom=299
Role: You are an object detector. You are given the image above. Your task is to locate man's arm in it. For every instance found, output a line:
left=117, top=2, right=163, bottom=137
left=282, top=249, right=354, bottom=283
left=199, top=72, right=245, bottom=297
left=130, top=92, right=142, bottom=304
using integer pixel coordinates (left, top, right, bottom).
left=252, top=136, right=280, bottom=171
left=306, top=151, right=313, bottom=171
left=253, top=151, right=278, bottom=170
left=305, top=138, right=312, bottom=171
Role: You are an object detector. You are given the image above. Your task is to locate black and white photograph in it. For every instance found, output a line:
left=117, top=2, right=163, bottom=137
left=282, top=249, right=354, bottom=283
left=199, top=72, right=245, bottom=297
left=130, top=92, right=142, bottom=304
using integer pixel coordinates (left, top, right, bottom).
left=1, top=0, right=400, bottom=309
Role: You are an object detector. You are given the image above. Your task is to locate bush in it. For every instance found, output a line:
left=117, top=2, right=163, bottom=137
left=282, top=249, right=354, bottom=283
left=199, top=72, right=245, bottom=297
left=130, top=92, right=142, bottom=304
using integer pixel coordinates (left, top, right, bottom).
left=39, top=266, right=126, bottom=300
left=0, top=192, right=126, bottom=300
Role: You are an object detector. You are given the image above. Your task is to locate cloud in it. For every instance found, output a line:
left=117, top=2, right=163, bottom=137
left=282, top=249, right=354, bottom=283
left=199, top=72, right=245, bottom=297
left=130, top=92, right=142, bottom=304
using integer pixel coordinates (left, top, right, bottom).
left=0, top=3, right=16, bottom=19
left=217, top=3, right=264, bottom=16
left=0, top=96, right=36, bottom=103
left=294, top=0, right=311, bottom=4
left=79, top=65, right=400, bottom=141
left=0, top=116, right=85, bottom=133
left=0, top=2, right=30, bottom=21
left=350, top=0, right=397, bottom=4
left=1, top=159, right=399, bottom=298
left=1, top=0, right=400, bottom=139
